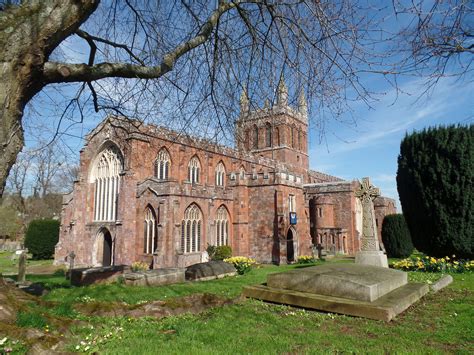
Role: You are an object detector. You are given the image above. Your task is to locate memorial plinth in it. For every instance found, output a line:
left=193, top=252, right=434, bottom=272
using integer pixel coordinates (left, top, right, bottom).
left=267, top=264, right=406, bottom=302
left=243, top=264, right=428, bottom=321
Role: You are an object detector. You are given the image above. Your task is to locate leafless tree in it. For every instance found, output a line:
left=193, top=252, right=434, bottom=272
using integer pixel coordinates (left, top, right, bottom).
left=6, top=150, right=33, bottom=213
left=31, top=143, right=66, bottom=198
left=0, top=0, right=394, bottom=198
left=2, top=0, right=471, bottom=199
left=392, top=0, right=473, bottom=91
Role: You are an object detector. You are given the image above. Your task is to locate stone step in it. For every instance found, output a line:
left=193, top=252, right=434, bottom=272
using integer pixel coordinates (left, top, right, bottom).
left=243, top=282, right=429, bottom=321
left=267, top=264, right=407, bottom=302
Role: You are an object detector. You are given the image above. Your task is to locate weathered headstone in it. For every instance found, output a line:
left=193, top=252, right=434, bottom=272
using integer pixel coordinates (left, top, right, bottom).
left=185, top=261, right=237, bottom=281
left=123, top=268, right=185, bottom=286
left=17, top=251, right=27, bottom=284
left=354, top=177, right=388, bottom=268
left=68, top=251, right=76, bottom=282
left=313, top=243, right=324, bottom=259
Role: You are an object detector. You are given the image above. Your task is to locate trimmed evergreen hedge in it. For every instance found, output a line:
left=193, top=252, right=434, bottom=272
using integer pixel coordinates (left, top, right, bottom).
left=396, top=125, right=473, bottom=258
left=381, top=214, right=414, bottom=258
left=24, top=219, right=60, bottom=259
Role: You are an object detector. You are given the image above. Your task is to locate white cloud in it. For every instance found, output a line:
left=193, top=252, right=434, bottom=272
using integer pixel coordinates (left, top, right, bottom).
left=309, top=76, right=471, bottom=158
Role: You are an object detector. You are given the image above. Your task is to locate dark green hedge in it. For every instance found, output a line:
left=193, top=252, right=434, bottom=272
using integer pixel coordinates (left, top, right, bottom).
left=24, top=219, right=60, bottom=259
left=396, top=125, right=473, bottom=258
left=381, top=214, right=414, bottom=258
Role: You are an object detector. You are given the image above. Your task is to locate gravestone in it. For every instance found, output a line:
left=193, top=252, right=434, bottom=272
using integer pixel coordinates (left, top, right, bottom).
left=243, top=263, right=429, bottom=321
left=67, top=251, right=76, bottom=281
left=185, top=261, right=236, bottom=281
left=70, top=265, right=126, bottom=286
left=17, top=251, right=27, bottom=284
left=123, top=268, right=185, bottom=286
left=354, top=177, right=388, bottom=268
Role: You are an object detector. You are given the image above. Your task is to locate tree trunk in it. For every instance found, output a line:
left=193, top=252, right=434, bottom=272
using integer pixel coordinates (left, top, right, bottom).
left=0, top=72, right=27, bottom=198
left=0, top=0, right=99, bottom=197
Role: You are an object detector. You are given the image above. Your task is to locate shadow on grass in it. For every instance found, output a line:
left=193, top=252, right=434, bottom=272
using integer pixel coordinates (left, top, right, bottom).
left=25, top=273, right=73, bottom=291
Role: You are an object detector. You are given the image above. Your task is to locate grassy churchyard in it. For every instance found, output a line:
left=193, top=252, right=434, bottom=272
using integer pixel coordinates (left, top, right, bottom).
left=0, top=253, right=473, bottom=354
left=0, top=251, right=56, bottom=275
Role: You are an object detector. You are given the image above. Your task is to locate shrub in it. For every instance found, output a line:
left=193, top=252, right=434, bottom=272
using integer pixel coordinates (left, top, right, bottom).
left=397, top=125, right=473, bottom=258
left=214, top=246, right=232, bottom=260
left=24, top=219, right=60, bottom=260
left=392, top=255, right=473, bottom=273
left=381, top=214, right=414, bottom=258
left=296, top=255, right=316, bottom=264
left=206, top=245, right=232, bottom=260
left=224, top=256, right=256, bottom=275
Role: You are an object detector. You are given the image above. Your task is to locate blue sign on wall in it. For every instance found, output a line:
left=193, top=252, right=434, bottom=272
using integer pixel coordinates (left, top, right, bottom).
left=289, top=212, right=297, bottom=225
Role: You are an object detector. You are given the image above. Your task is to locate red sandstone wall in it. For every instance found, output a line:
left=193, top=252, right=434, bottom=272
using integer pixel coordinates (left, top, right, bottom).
left=56, top=116, right=394, bottom=270
left=374, top=197, right=397, bottom=245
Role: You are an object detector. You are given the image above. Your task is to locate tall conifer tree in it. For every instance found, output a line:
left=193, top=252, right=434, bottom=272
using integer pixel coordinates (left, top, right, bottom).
left=397, top=125, right=473, bottom=258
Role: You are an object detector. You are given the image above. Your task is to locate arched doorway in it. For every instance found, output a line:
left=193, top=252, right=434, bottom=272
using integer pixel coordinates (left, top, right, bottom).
left=102, top=230, right=112, bottom=266
left=93, top=228, right=113, bottom=267
left=286, top=228, right=295, bottom=263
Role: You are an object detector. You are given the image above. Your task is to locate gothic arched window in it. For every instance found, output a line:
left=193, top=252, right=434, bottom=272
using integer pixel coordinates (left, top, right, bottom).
left=215, top=206, right=230, bottom=246
left=291, top=126, right=295, bottom=148
left=181, top=204, right=202, bottom=253
left=298, top=130, right=301, bottom=150
left=188, top=156, right=201, bottom=184
left=215, top=161, right=226, bottom=187
left=92, top=146, right=123, bottom=221
left=155, top=148, right=170, bottom=180
left=144, top=206, right=157, bottom=254
left=265, top=122, right=272, bottom=147
left=253, top=125, right=259, bottom=149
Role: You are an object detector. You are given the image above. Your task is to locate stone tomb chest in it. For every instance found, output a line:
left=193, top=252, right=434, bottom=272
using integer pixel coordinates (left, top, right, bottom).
left=243, top=264, right=429, bottom=321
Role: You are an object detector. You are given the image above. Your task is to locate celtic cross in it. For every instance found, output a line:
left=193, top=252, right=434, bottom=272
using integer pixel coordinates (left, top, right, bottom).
left=355, top=177, right=380, bottom=251
left=354, top=177, right=380, bottom=202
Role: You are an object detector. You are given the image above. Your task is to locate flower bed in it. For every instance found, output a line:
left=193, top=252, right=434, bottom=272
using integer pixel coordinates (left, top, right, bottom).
left=223, top=256, right=256, bottom=275
left=392, top=255, right=473, bottom=273
left=296, top=255, right=316, bottom=264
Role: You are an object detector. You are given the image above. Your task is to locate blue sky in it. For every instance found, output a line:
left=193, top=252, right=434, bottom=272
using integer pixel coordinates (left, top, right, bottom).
left=308, top=76, right=473, bottom=209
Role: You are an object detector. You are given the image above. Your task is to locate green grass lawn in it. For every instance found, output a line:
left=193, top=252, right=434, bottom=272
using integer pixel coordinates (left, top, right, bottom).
left=2, top=259, right=473, bottom=354
left=0, top=251, right=56, bottom=275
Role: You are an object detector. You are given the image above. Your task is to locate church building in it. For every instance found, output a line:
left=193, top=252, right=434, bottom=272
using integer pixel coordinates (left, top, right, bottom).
left=55, top=79, right=396, bottom=268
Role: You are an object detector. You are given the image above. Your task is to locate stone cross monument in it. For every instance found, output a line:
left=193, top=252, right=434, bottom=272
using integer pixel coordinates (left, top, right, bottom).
left=354, top=177, right=388, bottom=268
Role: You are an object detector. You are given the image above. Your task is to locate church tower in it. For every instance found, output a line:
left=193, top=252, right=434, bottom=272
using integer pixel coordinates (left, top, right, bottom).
left=235, top=78, right=309, bottom=171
